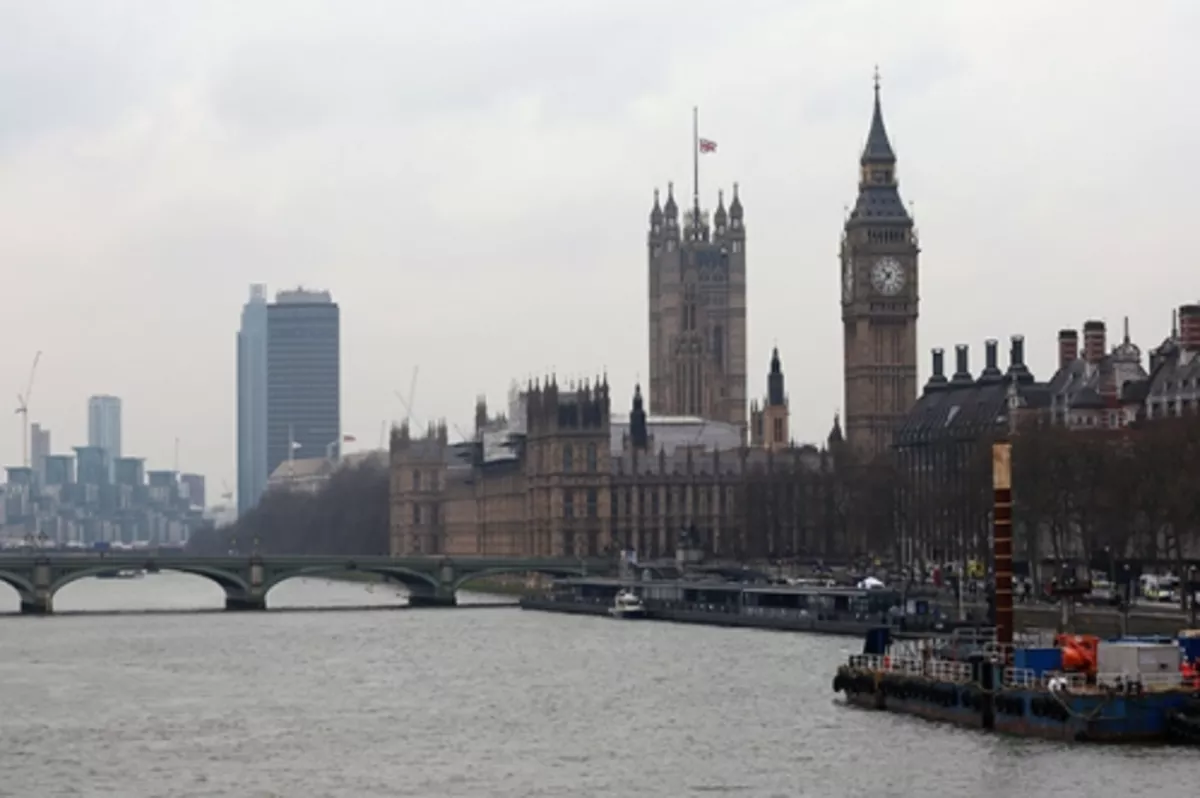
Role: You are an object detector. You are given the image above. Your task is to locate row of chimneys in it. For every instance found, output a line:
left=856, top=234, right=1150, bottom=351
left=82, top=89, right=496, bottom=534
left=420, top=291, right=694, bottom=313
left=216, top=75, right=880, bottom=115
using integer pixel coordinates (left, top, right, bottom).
left=1057, top=304, right=1200, bottom=370
left=1056, top=320, right=1107, bottom=371
left=926, top=336, right=1032, bottom=390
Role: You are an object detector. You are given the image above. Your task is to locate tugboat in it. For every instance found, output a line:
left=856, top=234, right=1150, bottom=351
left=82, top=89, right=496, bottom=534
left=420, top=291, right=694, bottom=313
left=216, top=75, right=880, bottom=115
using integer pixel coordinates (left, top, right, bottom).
left=831, top=440, right=1200, bottom=743
left=609, top=589, right=648, bottom=620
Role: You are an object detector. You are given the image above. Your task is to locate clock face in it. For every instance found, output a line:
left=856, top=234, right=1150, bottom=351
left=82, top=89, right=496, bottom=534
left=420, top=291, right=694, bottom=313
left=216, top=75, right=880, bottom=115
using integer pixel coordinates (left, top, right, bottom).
left=842, top=260, right=854, bottom=301
left=870, top=257, right=906, bottom=296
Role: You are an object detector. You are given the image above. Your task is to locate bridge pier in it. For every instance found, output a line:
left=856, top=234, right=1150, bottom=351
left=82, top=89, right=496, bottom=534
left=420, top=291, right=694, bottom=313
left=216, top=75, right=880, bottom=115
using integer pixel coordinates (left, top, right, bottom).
left=225, top=595, right=267, bottom=612
left=408, top=593, right=457, bottom=608
left=20, top=596, right=52, bottom=616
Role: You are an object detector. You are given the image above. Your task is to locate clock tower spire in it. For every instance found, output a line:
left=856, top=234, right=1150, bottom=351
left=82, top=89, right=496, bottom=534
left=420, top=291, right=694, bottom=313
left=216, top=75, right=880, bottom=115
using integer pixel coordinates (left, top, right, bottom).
left=839, top=68, right=920, bottom=459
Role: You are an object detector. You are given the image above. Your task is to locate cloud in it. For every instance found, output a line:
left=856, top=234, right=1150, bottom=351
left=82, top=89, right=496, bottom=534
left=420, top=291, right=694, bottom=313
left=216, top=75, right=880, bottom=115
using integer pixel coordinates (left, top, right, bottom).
left=0, top=0, right=1197, bottom=494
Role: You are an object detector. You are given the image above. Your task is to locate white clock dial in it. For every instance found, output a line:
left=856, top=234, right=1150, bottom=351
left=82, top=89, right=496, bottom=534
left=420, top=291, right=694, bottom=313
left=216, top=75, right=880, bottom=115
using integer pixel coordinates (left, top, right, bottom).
left=870, top=257, right=906, bottom=296
left=842, top=260, right=854, bottom=301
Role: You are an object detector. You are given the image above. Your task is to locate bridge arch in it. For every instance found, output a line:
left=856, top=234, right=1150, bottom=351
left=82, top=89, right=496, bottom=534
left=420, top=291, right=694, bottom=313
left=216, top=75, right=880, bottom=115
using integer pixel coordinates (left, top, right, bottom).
left=452, top=565, right=588, bottom=594
left=260, top=564, right=440, bottom=596
left=0, top=569, right=35, bottom=602
left=50, top=565, right=251, bottom=599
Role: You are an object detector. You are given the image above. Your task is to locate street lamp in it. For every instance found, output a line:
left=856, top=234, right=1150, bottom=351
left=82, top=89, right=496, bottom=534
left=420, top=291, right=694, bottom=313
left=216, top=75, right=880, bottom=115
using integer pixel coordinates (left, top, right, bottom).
left=1189, top=565, right=1198, bottom=628
left=1121, top=563, right=1132, bottom=638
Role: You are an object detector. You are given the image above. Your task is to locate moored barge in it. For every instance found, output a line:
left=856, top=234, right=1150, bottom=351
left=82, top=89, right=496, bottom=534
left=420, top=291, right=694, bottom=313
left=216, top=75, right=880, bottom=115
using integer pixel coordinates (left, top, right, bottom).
left=521, top=575, right=955, bottom=637
left=831, top=440, right=1200, bottom=744
left=834, top=627, right=1200, bottom=742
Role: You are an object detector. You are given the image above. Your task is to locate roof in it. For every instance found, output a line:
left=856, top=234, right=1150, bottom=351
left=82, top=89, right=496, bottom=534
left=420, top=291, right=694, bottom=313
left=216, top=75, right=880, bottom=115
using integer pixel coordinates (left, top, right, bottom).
left=266, top=449, right=387, bottom=483
left=610, top=416, right=743, bottom=456
left=1046, top=345, right=1148, bottom=412
left=895, top=378, right=1051, bottom=448
left=1147, top=342, right=1200, bottom=402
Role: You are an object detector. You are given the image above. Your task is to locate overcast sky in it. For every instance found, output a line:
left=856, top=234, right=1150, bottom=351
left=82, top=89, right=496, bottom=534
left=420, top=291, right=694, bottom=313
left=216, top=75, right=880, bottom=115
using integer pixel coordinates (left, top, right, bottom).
left=0, top=0, right=1196, bottom=500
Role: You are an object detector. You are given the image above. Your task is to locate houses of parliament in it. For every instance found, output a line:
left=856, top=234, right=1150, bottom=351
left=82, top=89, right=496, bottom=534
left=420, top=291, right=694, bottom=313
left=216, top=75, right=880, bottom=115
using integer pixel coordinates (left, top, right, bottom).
left=388, top=80, right=920, bottom=561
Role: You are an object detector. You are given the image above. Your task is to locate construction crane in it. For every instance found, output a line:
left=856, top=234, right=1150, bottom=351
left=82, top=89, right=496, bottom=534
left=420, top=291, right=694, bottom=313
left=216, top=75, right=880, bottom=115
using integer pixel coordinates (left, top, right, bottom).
left=14, top=351, right=41, bottom=468
left=220, top=480, right=233, bottom=502
left=394, top=365, right=420, bottom=427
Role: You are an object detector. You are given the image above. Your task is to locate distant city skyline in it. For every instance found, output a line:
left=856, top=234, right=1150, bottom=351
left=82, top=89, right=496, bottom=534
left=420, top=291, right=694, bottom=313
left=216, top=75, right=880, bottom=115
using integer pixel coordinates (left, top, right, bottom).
left=0, top=2, right=1196, bottom=494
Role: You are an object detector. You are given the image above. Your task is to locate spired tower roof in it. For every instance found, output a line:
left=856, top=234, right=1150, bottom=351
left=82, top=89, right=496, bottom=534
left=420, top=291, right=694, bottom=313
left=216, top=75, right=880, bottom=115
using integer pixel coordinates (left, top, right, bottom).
left=861, top=76, right=896, bottom=165
left=847, top=70, right=911, bottom=228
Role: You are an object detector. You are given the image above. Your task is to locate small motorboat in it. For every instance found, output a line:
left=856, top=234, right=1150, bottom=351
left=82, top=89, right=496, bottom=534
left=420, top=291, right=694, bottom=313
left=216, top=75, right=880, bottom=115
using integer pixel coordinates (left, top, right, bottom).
left=609, top=589, right=647, bottom=619
left=96, top=568, right=145, bottom=580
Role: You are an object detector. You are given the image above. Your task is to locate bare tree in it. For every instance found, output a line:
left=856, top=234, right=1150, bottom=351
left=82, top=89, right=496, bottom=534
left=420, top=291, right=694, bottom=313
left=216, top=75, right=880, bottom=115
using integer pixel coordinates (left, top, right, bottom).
left=188, top=459, right=390, bottom=556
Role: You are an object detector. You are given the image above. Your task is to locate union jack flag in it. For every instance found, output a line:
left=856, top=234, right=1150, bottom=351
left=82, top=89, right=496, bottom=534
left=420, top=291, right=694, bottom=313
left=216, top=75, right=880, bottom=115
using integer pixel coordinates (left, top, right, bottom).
left=698, top=138, right=717, bottom=153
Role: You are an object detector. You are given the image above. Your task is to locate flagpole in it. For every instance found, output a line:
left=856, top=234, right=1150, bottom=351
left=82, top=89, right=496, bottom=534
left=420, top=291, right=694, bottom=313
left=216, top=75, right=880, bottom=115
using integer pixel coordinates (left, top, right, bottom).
left=692, top=106, right=700, bottom=222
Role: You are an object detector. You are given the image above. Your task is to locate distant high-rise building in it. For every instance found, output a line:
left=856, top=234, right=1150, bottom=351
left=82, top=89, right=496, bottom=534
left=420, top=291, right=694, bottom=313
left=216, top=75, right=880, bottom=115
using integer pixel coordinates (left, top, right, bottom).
left=74, top=445, right=110, bottom=485
left=30, top=423, right=50, bottom=484
left=237, top=284, right=269, bottom=515
left=180, top=473, right=206, bottom=509
left=87, top=395, right=122, bottom=460
left=267, top=288, right=340, bottom=483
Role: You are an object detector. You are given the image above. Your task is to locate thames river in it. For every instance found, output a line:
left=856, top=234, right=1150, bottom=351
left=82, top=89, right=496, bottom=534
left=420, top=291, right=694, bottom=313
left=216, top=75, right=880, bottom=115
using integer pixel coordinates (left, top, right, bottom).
left=0, top=574, right=1191, bottom=797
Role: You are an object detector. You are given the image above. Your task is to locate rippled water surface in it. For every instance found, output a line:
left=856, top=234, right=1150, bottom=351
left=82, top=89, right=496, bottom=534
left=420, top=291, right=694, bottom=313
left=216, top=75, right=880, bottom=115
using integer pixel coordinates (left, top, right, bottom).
left=0, top=574, right=1192, bottom=797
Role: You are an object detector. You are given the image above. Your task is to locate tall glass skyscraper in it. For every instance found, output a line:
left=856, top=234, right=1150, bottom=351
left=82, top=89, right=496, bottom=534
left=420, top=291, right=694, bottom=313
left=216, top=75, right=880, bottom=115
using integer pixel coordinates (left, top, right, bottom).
left=236, top=284, right=269, bottom=515
left=87, top=395, right=122, bottom=460
left=266, top=289, right=340, bottom=484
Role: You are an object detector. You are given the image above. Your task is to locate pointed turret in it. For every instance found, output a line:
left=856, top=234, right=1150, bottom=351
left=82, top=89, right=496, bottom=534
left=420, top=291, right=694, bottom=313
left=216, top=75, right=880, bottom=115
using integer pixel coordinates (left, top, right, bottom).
left=767, top=347, right=785, bottom=406
left=630, top=384, right=649, bottom=450
left=828, top=414, right=844, bottom=447
left=861, top=69, right=896, bottom=166
left=729, top=182, right=743, bottom=223
left=713, top=189, right=727, bottom=231
left=663, top=182, right=678, bottom=223
left=846, top=70, right=910, bottom=227
left=649, top=188, right=663, bottom=227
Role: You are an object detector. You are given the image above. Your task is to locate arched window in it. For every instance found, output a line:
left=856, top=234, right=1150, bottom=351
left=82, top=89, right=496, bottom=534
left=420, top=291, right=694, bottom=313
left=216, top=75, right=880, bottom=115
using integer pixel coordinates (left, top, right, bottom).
left=586, top=442, right=598, bottom=472
left=563, top=444, right=574, bottom=473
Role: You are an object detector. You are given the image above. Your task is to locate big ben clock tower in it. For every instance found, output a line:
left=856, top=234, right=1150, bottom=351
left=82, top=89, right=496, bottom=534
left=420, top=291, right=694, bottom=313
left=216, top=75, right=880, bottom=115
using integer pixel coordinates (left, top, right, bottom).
left=840, top=72, right=919, bottom=458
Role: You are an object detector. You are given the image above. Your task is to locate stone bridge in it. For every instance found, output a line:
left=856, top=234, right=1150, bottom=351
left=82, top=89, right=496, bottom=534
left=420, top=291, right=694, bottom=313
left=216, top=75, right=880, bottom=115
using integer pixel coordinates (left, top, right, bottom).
left=0, top=553, right=612, bottom=615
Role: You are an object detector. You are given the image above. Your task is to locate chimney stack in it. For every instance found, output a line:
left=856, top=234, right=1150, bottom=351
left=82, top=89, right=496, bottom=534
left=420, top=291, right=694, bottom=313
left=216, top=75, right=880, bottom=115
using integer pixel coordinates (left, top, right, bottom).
left=925, top=348, right=948, bottom=392
left=951, top=344, right=973, bottom=385
left=1011, top=335, right=1025, bottom=368
left=978, top=339, right=1003, bottom=383
left=1083, top=320, right=1106, bottom=364
left=1007, top=334, right=1032, bottom=383
left=1057, top=329, right=1078, bottom=371
left=1180, top=304, right=1200, bottom=352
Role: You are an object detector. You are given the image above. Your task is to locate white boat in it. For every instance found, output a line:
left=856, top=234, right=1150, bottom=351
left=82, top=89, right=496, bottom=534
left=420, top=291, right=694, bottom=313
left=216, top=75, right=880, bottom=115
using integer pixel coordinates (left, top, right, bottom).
left=608, top=589, right=647, bottom=619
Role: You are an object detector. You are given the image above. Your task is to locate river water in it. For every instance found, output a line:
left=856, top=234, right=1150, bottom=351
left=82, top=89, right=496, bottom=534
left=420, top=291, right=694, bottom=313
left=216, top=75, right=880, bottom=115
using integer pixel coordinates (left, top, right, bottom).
left=0, top=574, right=1191, bottom=797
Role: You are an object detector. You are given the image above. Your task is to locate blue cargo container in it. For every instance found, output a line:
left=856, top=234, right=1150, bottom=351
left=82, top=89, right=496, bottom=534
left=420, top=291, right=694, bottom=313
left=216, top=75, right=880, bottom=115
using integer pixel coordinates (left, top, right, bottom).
left=1013, top=647, right=1062, bottom=677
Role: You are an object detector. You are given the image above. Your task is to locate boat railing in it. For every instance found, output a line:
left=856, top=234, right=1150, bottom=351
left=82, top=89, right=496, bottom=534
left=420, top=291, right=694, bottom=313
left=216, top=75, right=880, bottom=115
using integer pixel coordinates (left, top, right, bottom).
left=981, top=642, right=1017, bottom=663
left=951, top=627, right=996, bottom=645
left=1002, top=667, right=1042, bottom=687
left=846, top=654, right=973, bottom=683
left=1096, top=671, right=1186, bottom=691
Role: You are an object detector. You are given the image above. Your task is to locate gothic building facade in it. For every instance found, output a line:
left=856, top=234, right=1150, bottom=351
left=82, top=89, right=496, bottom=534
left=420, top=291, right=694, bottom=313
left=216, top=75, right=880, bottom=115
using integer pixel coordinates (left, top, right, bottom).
left=841, top=80, right=920, bottom=458
left=389, top=371, right=848, bottom=563
left=647, top=184, right=747, bottom=434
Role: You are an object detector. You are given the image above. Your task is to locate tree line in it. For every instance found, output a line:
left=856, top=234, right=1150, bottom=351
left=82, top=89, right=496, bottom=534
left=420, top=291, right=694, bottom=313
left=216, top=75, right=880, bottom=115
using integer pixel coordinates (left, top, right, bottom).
left=187, top=459, right=389, bottom=556
left=188, top=410, right=1200, bottom=572
left=735, top=411, right=1200, bottom=575
left=1009, top=412, right=1200, bottom=570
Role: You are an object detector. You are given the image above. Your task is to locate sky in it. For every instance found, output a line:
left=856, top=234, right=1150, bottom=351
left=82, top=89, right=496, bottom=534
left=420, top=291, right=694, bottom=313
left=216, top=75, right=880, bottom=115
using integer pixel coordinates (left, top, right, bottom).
left=0, top=0, right=1197, bottom=501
